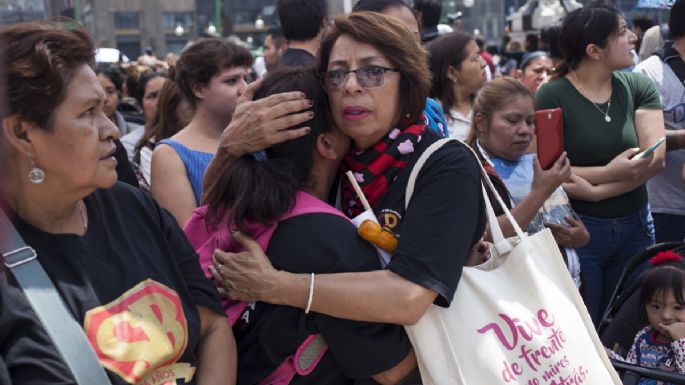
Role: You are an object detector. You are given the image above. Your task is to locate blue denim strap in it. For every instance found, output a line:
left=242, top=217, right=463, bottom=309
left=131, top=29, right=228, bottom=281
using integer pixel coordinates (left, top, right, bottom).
left=0, top=210, right=113, bottom=385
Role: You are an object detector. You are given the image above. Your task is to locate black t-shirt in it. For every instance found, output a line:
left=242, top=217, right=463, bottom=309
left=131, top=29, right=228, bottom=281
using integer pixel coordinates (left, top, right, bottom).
left=0, top=182, right=224, bottom=385
left=278, top=48, right=316, bottom=68
left=379, top=131, right=487, bottom=307
left=234, top=213, right=412, bottom=385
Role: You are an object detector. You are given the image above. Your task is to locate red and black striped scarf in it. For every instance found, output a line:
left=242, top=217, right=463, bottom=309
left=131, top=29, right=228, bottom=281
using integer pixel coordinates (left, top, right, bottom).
left=341, top=116, right=428, bottom=218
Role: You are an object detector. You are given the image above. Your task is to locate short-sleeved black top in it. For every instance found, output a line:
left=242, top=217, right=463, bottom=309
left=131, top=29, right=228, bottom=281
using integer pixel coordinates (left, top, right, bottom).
left=373, top=130, right=486, bottom=307
left=233, top=212, right=412, bottom=385
left=378, top=130, right=487, bottom=307
left=278, top=48, right=316, bottom=68
left=0, top=182, right=223, bottom=385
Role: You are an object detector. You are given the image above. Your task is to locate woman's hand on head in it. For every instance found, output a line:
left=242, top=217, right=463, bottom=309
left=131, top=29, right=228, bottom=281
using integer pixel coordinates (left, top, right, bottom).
left=545, top=216, right=590, bottom=248
left=209, top=232, right=280, bottom=303
left=606, top=147, right=652, bottom=181
left=531, top=152, right=571, bottom=197
left=219, top=79, right=314, bottom=156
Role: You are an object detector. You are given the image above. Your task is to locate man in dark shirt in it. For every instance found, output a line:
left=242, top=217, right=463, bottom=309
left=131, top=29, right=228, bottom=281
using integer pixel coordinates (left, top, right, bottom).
left=277, top=0, right=326, bottom=67
left=414, top=0, right=441, bottom=44
left=263, top=27, right=287, bottom=73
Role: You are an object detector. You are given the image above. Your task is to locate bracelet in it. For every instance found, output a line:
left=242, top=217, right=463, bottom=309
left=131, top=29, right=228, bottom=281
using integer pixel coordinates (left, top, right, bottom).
left=305, top=272, right=315, bottom=314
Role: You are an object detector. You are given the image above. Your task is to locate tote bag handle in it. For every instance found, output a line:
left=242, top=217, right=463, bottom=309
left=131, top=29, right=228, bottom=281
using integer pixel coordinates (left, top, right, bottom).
left=404, top=138, right=527, bottom=254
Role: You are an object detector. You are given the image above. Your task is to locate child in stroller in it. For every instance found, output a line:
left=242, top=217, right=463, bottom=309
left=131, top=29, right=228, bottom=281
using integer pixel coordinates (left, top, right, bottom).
left=603, top=244, right=685, bottom=384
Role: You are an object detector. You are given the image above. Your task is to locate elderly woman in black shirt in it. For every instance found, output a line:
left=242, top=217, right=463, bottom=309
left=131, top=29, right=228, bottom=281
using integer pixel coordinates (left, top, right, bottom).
left=0, top=21, right=234, bottom=385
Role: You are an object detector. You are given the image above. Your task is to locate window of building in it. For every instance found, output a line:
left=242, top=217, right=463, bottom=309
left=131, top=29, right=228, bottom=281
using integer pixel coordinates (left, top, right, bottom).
left=114, top=12, right=139, bottom=30
left=163, top=12, right=193, bottom=30
left=166, top=36, right=187, bottom=55
left=116, top=35, right=141, bottom=60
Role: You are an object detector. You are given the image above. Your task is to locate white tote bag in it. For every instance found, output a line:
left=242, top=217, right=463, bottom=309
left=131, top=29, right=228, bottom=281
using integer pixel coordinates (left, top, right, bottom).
left=403, top=138, right=621, bottom=385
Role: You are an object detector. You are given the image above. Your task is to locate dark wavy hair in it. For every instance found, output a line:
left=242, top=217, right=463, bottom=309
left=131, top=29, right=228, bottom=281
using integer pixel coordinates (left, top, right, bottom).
left=2, top=19, right=95, bottom=130
left=426, top=31, right=474, bottom=120
left=555, top=4, right=621, bottom=77
left=203, top=67, right=330, bottom=232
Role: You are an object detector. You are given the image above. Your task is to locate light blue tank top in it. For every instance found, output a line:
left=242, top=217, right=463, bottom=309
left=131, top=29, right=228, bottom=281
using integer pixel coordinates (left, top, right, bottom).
left=157, top=139, right=214, bottom=205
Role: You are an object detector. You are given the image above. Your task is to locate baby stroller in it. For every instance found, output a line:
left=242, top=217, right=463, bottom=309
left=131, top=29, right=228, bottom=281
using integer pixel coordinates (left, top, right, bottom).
left=598, top=241, right=685, bottom=384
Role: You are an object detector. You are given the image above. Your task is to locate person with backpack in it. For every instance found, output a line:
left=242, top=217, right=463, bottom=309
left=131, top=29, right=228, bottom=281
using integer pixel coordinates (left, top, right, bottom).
left=634, top=0, right=685, bottom=243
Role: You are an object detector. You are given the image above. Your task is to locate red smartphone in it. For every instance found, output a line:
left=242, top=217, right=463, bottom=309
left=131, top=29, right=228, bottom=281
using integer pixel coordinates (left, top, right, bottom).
left=535, top=108, right=564, bottom=170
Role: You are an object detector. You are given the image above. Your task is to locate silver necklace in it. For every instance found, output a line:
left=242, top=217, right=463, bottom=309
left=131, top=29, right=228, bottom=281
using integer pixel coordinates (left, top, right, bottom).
left=79, top=200, right=88, bottom=231
left=571, top=72, right=612, bottom=123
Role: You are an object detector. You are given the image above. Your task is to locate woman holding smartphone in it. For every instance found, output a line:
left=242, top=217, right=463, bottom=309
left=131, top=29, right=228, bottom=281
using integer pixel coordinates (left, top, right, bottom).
left=535, top=4, right=665, bottom=324
left=468, top=77, right=586, bottom=288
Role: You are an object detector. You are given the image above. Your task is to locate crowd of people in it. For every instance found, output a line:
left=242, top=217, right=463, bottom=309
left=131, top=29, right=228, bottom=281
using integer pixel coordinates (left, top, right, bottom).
left=0, top=0, right=684, bottom=383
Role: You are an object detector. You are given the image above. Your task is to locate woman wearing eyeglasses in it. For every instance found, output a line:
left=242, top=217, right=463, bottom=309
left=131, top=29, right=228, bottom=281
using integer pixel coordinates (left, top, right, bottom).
left=207, top=12, right=486, bottom=337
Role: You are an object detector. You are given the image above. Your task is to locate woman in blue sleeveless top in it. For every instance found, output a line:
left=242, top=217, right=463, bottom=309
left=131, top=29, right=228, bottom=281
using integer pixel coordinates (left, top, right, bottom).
left=151, top=38, right=253, bottom=226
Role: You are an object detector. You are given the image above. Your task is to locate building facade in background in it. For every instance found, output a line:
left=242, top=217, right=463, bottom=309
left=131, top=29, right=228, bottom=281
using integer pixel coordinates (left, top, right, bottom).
left=34, top=0, right=659, bottom=58
left=45, top=0, right=196, bottom=59
left=40, top=0, right=349, bottom=58
left=1, top=0, right=43, bottom=25
left=84, top=0, right=193, bottom=59
left=224, top=0, right=345, bottom=49
left=447, top=0, right=655, bottom=49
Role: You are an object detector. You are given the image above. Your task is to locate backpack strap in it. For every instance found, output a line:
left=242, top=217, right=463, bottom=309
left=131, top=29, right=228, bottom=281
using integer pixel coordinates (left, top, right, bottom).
left=282, top=191, right=349, bottom=221
left=256, top=334, right=328, bottom=385
left=654, top=46, right=685, bottom=86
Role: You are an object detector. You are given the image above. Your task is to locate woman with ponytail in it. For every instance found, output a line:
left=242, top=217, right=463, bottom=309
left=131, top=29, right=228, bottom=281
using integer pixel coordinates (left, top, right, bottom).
left=535, top=4, right=665, bottom=324
left=186, top=67, right=417, bottom=385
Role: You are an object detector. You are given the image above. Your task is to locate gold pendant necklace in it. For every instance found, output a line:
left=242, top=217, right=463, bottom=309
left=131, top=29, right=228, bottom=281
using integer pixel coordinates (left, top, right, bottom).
left=571, top=72, right=612, bottom=123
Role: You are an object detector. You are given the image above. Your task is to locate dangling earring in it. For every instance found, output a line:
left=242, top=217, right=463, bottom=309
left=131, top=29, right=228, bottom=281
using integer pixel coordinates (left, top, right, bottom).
left=28, top=158, right=45, bottom=184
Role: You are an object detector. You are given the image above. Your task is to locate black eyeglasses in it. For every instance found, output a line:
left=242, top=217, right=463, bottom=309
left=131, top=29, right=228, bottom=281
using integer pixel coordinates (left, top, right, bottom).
left=320, top=65, right=400, bottom=92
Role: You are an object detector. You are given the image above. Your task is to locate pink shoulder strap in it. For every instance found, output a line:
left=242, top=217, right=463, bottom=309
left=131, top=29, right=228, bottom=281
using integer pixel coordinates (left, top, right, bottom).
left=283, top=191, right=349, bottom=220
left=183, top=191, right=343, bottom=384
